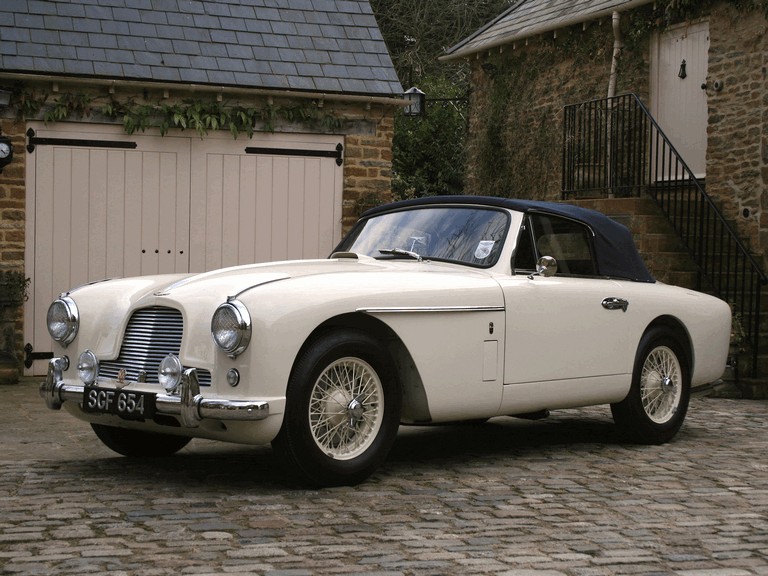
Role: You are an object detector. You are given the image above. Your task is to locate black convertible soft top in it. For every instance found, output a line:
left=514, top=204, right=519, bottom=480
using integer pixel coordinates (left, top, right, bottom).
left=361, top=195, right=655, bottom=283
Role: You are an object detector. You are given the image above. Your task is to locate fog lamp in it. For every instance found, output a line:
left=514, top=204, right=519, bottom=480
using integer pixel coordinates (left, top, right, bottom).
left=158, top=354, right=183, bottom=393
left=77, top=350, right=98, bottom=386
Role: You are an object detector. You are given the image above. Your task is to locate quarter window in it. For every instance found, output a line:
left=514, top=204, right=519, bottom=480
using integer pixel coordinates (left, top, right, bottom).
left=514, top=213, right=597, bottom=276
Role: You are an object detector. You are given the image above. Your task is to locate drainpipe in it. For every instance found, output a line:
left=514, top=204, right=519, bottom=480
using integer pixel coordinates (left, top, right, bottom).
left=606, top=11, right=623, bottom=197
left=607, top=11, right=623, bottom=99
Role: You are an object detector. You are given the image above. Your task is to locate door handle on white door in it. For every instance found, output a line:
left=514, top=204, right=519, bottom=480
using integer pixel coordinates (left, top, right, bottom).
left=602, top=297, right=629, bottom=312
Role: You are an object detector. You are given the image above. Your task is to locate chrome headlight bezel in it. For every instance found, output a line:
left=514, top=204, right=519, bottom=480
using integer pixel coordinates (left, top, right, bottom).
left=47, top=296, right=79, bottom=346
left=211, top=299, right=252, bottom=358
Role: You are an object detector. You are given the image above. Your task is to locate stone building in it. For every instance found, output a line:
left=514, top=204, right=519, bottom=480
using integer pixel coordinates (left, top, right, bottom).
left=442, top=0, right=768, bottom=383
left=0, top=0, right=402, bottom=377
left=444, top=0, right=766, bottom=249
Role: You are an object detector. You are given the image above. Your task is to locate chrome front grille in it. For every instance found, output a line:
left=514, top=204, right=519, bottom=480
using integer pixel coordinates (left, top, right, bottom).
left=99, top=306, right=211, bottom=386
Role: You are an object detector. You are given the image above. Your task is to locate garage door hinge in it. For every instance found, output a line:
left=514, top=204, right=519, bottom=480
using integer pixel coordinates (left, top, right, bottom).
left=24, top=343, right=53, bottom=369
left=244, top=143, right=344, bottom=166
left=26, top=128, right=138, bottom=153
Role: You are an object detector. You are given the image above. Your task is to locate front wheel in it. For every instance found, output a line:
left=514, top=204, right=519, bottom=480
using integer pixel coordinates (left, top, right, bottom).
left=611, top=328, right=691, bottom=444
left=273, top=329, right=402, bottom=487
left=91, top=423, right=191, bottom=457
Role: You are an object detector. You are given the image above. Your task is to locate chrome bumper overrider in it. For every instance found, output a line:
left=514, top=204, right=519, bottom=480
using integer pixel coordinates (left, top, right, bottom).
left=40, top=357, right=269, bottom=427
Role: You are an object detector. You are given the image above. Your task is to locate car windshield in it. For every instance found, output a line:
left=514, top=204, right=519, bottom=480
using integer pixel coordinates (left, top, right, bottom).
left=338, top=206, right=510, bottom=268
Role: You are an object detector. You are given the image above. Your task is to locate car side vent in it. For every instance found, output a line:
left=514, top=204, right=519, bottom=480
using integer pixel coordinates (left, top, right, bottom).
left=99, top=306, right=212, bottom=386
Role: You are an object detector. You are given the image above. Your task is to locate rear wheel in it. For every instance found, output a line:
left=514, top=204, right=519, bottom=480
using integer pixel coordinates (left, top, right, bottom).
left=91, top=423, right=191, bottom=457
left=273, top=329, right=402, bottom=487
left=611, top=327, right=690, bottom=444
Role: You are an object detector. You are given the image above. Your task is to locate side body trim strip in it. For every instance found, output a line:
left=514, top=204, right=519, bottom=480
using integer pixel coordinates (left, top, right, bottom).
left=357, top=306, right=504, bottom=314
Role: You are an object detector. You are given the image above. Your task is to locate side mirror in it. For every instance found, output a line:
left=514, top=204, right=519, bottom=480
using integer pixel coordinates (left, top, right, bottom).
left=535, top=255, right=558, bottom=277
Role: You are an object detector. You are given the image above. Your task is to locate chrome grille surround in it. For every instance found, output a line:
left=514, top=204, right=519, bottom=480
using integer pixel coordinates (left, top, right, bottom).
left=99, top=306, right=211, bottom=386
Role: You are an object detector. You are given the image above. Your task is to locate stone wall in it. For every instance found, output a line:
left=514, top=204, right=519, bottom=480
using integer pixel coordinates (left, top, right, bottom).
left=0, top=117, right=26, bottom=377
left=0, top=118, right=25, bottom=270
left=464, top=12, right=650, bottom=201
left=706, top=3, right=768, bottom=259
left=341, top=109, right=395, bottom=231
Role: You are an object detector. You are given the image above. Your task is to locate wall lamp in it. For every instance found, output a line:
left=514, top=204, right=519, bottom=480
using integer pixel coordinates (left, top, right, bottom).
left=0, top=89, right=15, bottom=172
left=403, top=86, right=426, bottom=117
left=0, top=135, right=12, bottom=173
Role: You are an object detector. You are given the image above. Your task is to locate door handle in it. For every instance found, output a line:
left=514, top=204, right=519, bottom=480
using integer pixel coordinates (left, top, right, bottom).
left=602, top=297, right=629, bottom=312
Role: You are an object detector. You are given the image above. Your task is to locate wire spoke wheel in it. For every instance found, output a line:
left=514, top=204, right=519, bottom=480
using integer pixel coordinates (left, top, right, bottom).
left=309, top=357, right=384, bottom=460
left=273, top=329, right=401, bottom=486
left=640, top=345, right=682, bottom=424
left=611, top=328, right=690, bottom=444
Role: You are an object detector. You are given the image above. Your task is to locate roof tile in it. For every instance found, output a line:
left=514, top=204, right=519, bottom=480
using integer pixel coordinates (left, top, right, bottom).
left=63, top=59, right=95, bottom=74
left=59, top=31, right=90, bottom=47
left=33, top=57, right=65, bottom=72
left=56, top=3, right=86, bottom=17
left=17, top=42, right=47, bottom=57
left=4, top=27, right=31, bottom=42
left=41, top=14, right=72, bottom=30
left=128, top=22, right=157, bottom=37
left=235, top=31, right=264, bottom=46
left=140, top=10, right=169, bottom=24
left=27, top=1, right=57, bottom=15
left=93, top=62, right=124, bottom=76
left=150, top=66, right=182, bottom=81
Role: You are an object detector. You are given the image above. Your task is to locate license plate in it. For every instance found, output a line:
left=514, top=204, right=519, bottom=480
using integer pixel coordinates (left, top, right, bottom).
left=83, top=387, right=156, bottom=420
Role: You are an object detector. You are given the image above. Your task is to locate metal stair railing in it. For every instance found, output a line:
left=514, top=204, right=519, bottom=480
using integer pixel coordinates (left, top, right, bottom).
left=562, top=93, right=768, bottom=375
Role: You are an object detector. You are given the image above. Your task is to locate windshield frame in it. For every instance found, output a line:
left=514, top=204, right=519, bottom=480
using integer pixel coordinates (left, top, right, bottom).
left=335, top=205, right=512, bottom=269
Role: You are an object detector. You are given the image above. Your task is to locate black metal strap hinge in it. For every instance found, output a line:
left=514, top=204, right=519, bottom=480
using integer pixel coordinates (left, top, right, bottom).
left=245, top=143, right=344, bottom=166
left=26, top=128, right=138, bottom=153
left=24, top=343, right=53, bottom=369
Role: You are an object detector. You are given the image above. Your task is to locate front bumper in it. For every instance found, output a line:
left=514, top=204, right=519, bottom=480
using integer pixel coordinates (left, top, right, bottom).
left=40, top=357, right=269, bottom=427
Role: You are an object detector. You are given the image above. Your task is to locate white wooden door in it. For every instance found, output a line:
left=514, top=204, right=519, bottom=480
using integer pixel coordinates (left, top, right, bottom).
left=651, top=20, right=710, bottom=178
left=24, top=124, right=343, bottom=374
left=189, top=132, right=343, bottom=271
left=24, top=123, right=191, bottom=373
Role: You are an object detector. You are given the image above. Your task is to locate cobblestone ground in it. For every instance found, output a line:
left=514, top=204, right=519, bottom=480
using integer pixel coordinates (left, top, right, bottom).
left=1, top=380, right=766, bottom=576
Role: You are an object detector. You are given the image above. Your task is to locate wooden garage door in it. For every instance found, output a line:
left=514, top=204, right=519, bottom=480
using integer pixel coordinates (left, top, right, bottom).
left=189, top=132, right=343, bottom=271
left=24, top=123, right=343, bottom=374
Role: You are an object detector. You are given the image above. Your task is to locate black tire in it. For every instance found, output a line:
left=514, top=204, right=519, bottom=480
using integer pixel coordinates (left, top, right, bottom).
left=611, top=327, right=691, bottom=444
left=272, top=329, right=402, bottom=487
left=91, top=423, right=191, bottom=457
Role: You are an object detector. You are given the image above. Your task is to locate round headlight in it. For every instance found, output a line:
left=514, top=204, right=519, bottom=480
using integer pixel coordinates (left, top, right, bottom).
left=77, top=350, right=98, bottom=386
left=158, top=354, right=183, bottom=393
left=47, top=297, right=79, bottom=345
left=211, top=300, right=251, bottom=357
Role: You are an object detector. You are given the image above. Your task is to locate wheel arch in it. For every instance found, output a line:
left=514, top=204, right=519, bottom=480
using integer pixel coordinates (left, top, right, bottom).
left=291, top=312, right=432, bottom=424
left=642, top=315, right=693, bottom=372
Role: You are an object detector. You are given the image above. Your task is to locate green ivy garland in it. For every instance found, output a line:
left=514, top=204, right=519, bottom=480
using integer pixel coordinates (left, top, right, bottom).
left=14, top=87, right=343, bottom=138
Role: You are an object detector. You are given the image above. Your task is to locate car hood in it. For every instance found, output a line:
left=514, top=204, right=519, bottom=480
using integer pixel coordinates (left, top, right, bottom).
left=68, top=254, right=500, bottom=313
left=63, top=255, right=503, bottom=363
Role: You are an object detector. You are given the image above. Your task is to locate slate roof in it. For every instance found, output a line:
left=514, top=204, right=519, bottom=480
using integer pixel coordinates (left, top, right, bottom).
left=442, top=0, right=654, bottom=61
left=0, top=0, right=402, bottom=97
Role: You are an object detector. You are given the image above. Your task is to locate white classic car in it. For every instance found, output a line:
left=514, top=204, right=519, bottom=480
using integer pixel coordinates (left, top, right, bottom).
left=41, top=196, right=731, bottom=486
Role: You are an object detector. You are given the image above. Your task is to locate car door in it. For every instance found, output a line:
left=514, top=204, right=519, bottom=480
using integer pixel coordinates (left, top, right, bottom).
left=499, top=213, right=632, bottom=385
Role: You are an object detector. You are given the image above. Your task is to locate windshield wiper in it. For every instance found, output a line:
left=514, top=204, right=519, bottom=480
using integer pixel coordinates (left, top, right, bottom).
left=378, top=248, right=423, bottom=262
